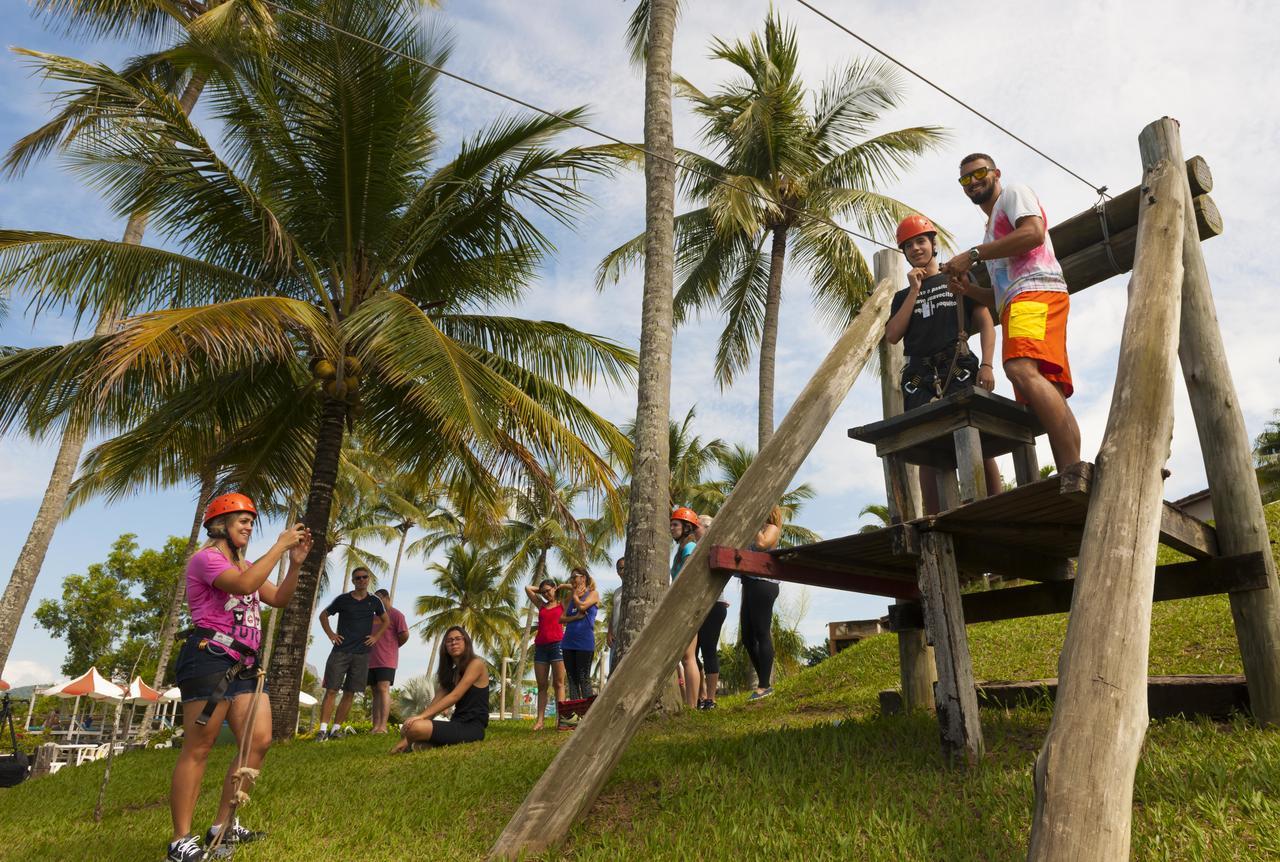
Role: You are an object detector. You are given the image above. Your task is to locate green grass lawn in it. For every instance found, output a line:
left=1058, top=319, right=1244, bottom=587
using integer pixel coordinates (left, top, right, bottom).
left=3, top=593, right=1279, bottom=861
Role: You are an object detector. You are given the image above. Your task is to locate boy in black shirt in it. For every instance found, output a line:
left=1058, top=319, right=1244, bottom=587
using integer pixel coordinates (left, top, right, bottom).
left=886, top=214, right=1002, bottom=514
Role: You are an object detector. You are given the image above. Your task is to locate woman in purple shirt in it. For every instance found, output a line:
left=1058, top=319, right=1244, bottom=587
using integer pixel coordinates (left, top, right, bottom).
left=166, top=493, right=310, bottom=862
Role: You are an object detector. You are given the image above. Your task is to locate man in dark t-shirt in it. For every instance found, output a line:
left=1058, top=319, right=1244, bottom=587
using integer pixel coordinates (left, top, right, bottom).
left=886, top=214, right=1002, bottom=514
left=316, top=567, right=387, bottom=739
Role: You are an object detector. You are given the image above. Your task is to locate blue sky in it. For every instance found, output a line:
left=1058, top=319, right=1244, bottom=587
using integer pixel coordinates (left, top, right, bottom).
left=3, top=0, right=1279, bottom=687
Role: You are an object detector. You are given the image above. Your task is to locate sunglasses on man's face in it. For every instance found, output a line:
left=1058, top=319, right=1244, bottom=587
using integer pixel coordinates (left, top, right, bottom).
left=958, top=166, right=993, bottom=187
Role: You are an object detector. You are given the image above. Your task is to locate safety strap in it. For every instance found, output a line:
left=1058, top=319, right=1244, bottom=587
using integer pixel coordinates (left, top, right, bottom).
left=1093, top=188, right=1123, bottom=277
left=177, top=626, right=260, bottom=661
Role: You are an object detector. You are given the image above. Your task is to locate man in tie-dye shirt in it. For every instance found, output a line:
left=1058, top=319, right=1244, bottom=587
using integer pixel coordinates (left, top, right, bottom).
left=940, top=153, right=1081, bottom=470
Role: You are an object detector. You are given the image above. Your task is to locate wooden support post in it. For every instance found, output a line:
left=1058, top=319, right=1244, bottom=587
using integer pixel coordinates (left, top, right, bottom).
left=1173, top=146, right=1280, bottom=728
left=952, top=426, right=988, bottom=503
left=1027, top=118, right=1187, bottom=862
left=875, top=249, right=922, bottom=524
left=32, top=743, right=56, bottom=778
left=1013, top=443, right=1040, bottom=486
left=489, top=272, right=899, bottom=860
left=935, top=470, right=960, bottom=512
left=874, top=248, right=934, bottom=710
left=917, top=531, right=983, bottom=764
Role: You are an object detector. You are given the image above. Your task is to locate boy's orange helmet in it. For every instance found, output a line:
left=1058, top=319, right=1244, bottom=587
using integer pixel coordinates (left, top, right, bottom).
left=896, top=214, right=937, bottom=248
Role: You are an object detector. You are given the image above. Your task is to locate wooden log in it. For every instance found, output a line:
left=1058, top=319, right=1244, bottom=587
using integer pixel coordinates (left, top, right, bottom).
left=888, top=552, right=1268, bottom=630
left=935, top=470, right=960, bottom=512
left=875, top=250, right=922, bottom=524
left=1174, top=154, right=1280, bottom=727
left=881, top=674, right=1249, bottom=721
left=917, top=531, right=983, bottom=765
left=1050, top=155, right=1211, bottom=261
left=1013, top=443, right=1040, bottom=486
left=1157, top=501, right=1220, bottom=559
left=707, top=546, right=918, bottom=599
left=31, top=743, right=57, bottom=779
left=1059, top=194, right=1221, bottom=294
left=872, top=249, right=934, bottom=709
left=953, top=426, right=987, bottom=503
left=1027, top=117, right=1187, bottom=862
left=489, top=271, right=898, bottom=860
left=972, top=192, right=1220, bottom=295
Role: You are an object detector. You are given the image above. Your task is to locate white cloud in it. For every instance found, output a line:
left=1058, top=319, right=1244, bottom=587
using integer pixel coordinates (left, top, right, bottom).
left=1, top=658, right=57, bottom=687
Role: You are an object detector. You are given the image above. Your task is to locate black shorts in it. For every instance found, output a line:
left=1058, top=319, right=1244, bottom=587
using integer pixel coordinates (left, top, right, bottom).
left=174, top=635, right=265, bottom=703
left=430, top=718, right=485, bottom=747
left=323, top=650, right=370, bottom=693
left=367, top=667, right=396, bottom=686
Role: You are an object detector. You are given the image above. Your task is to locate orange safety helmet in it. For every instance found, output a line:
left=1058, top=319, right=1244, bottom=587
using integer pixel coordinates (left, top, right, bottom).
left=203, top=493, right=258, bottom=526
left=895, top=214, right=937, bottom=248
left=670, top=506, right=699, bottom=527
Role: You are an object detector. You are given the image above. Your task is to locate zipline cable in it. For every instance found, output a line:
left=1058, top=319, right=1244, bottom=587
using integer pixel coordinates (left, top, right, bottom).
left=792, top=0, right=1109, bottom=197
left=259, top=0, right=899, bottom=251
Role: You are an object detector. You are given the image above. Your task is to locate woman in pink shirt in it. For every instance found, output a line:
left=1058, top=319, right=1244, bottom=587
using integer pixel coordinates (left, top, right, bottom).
left=165, top=493, right=310, bottom=862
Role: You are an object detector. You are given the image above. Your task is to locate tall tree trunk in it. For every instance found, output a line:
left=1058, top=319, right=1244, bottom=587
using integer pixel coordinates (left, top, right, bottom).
left=0, top=73, right=208, bottom=677
left=388, top=523, right=410, bottom=606
left=616, top=0, right=678, bottom=672
left=139, top=472, right=216, bottom=739
left=757, top=226, right=788, bottom=449
left=268, top=397, right=348, bottom=739
left=510, top=550, right=547, bottom=717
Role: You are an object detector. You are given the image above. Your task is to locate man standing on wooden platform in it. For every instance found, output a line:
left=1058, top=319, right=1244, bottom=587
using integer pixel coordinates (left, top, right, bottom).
left=942, top=154, right=1081, bottom=470
left=887, top=213, right=1002, bottom=513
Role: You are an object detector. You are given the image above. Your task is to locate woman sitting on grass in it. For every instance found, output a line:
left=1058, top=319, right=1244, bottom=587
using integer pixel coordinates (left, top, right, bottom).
left=391, top=626, right=490, bottom=752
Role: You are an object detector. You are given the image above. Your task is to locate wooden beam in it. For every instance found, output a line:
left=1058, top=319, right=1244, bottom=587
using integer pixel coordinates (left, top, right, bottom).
left=490, top=271, right=898, bottom=860
left=917, top=531, right=983, bottom=765
left=1158, top=501, right=1219, bottom=558
left=707, top=546, right=918, bottom=599
left=953, top=426, right=987, bottom=503
left=873, top=248, right=935, bottom=712
left=1028, top=116, right=1188, bottom=862
left=1057, top=194, right=1221, bottom=294
left=882, top=674, right=1249, bottom=722
left=875, top=250, right=922, bottom=525
left=949, top=535, right=1076, bottom=582
left=889, top=553, right=1268, bottom=630
left=1049, top=155, right=1212, bottom=261
left=1175, top=152, right=1280, bottom=729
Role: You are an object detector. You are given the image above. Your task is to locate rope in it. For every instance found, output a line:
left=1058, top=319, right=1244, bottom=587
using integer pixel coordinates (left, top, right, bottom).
left=1092, top=189, right=1125, bottom=277
left=792, top=0, right=1109, bottom=197
left=258, top=0, right=897, bottom=252
left=201, top=666, right=267, bottom=861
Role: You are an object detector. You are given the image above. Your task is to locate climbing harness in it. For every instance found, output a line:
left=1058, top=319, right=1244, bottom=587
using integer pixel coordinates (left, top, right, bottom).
left=176, top=627, right=260, bottom=727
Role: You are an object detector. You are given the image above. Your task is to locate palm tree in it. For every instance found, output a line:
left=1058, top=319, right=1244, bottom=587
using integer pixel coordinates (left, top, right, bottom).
left=501, top=469, right=606, bottom=717
left=0, top=0, right=634, bottom=736
left=600, top=12, right=948, bottom=450
left=0, top=0, right=280, bottom=675
left=858, top=503, right=891, bottom=533
left=603, top=0, right=681, bottom=670
left=415, top=544, right=520, bottom=678
left=695, top=444, right=821, bottom=546
left=1255, top=411, right=1280, bottom=504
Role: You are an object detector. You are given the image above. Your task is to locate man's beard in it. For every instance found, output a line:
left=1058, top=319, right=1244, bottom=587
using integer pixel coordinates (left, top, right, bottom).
left=969, top=185, right=995, bottom=205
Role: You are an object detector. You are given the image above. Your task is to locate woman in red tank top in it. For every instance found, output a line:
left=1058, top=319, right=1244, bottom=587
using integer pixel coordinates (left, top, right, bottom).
left=524, top=579, right=567, bottom=730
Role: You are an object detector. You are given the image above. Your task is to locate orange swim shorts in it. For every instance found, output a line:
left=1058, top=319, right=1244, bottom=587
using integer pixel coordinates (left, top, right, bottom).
left=1000, top=289, right=1073, bottom=401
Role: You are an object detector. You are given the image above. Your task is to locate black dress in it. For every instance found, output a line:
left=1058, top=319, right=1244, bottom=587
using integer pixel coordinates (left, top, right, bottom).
left=429, top=680, right=489, bottom=746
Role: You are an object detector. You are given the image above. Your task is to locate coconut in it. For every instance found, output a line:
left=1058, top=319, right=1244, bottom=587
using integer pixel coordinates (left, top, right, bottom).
left=342, top=355, right=362, bottom=377
left=313, top=359, right=338, bottom=380
left=322, top=379, right=348, bottom=400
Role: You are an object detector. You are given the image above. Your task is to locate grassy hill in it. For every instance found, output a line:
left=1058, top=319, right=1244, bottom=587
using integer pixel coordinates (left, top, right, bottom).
left=4, top=589, right=1279, bottom=861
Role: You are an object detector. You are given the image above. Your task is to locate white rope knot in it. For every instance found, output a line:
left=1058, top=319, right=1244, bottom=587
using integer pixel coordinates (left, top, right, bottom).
left=235, top=766, right=260, bottom=781
left=233, top=789, right=251, bottom=806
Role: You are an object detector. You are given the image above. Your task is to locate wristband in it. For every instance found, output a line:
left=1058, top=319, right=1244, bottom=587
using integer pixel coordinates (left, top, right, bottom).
left=980, top=363, right=992, bottom=368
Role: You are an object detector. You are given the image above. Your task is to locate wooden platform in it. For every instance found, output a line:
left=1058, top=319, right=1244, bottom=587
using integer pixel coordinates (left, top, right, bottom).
left=848, top=386, right=1043, bottom=470
left=878, top=674, right=1250, bottom=720
left=707, top=462, right=1228, bottom=596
